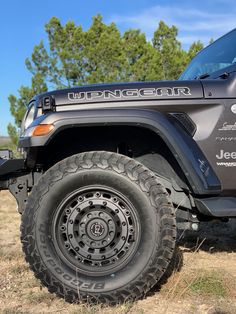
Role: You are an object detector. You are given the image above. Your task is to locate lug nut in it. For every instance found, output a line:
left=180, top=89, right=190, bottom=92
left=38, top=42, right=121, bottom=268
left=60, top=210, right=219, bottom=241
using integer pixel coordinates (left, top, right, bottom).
left=191, top=223, right=199, bottom=231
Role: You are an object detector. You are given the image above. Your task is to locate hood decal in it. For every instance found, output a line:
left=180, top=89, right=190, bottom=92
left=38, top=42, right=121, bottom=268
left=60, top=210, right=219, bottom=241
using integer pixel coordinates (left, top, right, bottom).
left=68, top=87, right=191, bottom=102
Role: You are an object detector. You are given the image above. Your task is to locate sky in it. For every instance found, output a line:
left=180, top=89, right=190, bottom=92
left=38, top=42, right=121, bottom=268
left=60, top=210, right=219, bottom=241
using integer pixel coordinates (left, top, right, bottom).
left=0, top=0, right=235, bottom=136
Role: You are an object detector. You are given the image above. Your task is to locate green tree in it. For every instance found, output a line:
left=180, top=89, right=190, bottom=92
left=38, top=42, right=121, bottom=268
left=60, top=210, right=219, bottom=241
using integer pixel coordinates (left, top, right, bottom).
left=8, top=73, right=47, bottom=145
left=153, top=21, right=185, bottom=79
left=187, top=40, right=204, bottom=62
left=8, top=16, right=203, bottom=144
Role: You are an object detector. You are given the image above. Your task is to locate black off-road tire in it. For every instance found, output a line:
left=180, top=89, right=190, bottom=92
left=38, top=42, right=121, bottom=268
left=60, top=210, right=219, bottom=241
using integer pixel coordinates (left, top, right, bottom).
left=21, top=151, right=176, bottom=305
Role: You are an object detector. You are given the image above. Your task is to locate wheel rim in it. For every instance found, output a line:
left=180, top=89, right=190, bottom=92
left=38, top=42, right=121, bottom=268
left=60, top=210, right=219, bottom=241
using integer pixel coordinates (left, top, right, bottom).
left=53, top=186, right=140, bottom=276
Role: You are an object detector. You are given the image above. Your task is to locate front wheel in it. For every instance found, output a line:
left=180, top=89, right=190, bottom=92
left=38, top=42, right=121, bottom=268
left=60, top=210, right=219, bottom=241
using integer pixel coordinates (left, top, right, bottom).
left=21, top=151, right=176, bottom=304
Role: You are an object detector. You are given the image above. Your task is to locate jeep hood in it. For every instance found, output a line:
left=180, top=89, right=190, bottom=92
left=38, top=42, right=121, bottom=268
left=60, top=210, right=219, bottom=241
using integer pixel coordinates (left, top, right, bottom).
left=36, top=80, right=204, bottom=108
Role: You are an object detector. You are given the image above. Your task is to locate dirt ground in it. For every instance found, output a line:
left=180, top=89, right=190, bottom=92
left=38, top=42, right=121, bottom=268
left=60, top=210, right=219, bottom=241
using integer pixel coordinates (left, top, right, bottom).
left=1, top=191, right=236, bottom=314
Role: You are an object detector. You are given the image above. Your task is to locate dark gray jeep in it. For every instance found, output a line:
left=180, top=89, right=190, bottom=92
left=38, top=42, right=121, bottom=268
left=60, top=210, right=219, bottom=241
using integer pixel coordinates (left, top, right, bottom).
left=1, top=29, right=236, bottom=304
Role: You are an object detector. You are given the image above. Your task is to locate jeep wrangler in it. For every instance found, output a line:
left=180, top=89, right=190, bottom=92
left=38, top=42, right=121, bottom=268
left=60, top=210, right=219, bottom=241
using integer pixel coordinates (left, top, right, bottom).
left=0, top=28, right=236, bottom=305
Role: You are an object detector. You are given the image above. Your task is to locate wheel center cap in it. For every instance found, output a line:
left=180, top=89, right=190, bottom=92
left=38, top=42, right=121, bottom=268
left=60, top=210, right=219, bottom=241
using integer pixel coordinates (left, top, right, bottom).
left=86, top=218, right=109, bottom=240
left=90, top=222, right=105, bottom=237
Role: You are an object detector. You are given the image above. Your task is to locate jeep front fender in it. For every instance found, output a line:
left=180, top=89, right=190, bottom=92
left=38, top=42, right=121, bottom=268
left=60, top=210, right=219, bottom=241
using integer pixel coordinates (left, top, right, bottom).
left=19, top=109, right=221, bottom=195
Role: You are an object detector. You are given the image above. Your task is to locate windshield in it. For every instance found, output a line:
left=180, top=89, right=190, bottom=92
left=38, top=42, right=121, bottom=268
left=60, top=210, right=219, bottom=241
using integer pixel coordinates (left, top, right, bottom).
left=179, top=29, right=236, bottom=80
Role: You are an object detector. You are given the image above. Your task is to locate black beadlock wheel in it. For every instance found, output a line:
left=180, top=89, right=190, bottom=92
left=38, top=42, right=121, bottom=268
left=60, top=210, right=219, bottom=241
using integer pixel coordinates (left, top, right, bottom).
left=53, top=186, right=140, bottom=276
left=21, top=151, right=176, bottom=305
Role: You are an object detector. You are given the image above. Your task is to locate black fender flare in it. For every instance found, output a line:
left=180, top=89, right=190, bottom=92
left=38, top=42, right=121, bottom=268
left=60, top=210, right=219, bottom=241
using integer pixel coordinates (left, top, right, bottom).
left=19, top=108, right=221, bottom=195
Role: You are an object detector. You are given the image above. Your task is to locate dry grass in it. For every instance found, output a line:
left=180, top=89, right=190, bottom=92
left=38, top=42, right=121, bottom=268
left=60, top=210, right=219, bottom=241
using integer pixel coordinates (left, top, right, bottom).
left=1, top=191, right=236, bottom=313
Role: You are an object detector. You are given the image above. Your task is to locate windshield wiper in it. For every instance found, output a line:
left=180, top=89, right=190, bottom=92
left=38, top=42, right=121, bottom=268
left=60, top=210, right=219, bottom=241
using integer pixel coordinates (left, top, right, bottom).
left=219, top=72, right=229, bottom=79
left=195, top=71, right=230, bottom=80
left=195, top=73, right=210, bottom=80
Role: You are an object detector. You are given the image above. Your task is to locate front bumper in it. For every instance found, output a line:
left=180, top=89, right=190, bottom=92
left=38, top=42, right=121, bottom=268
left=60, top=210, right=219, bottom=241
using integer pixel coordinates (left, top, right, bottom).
left=0, top=158, right=25, bottom=177
left=0, top=150, right=33, bottom=213
left=0, top=150, right=25, bottom=189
